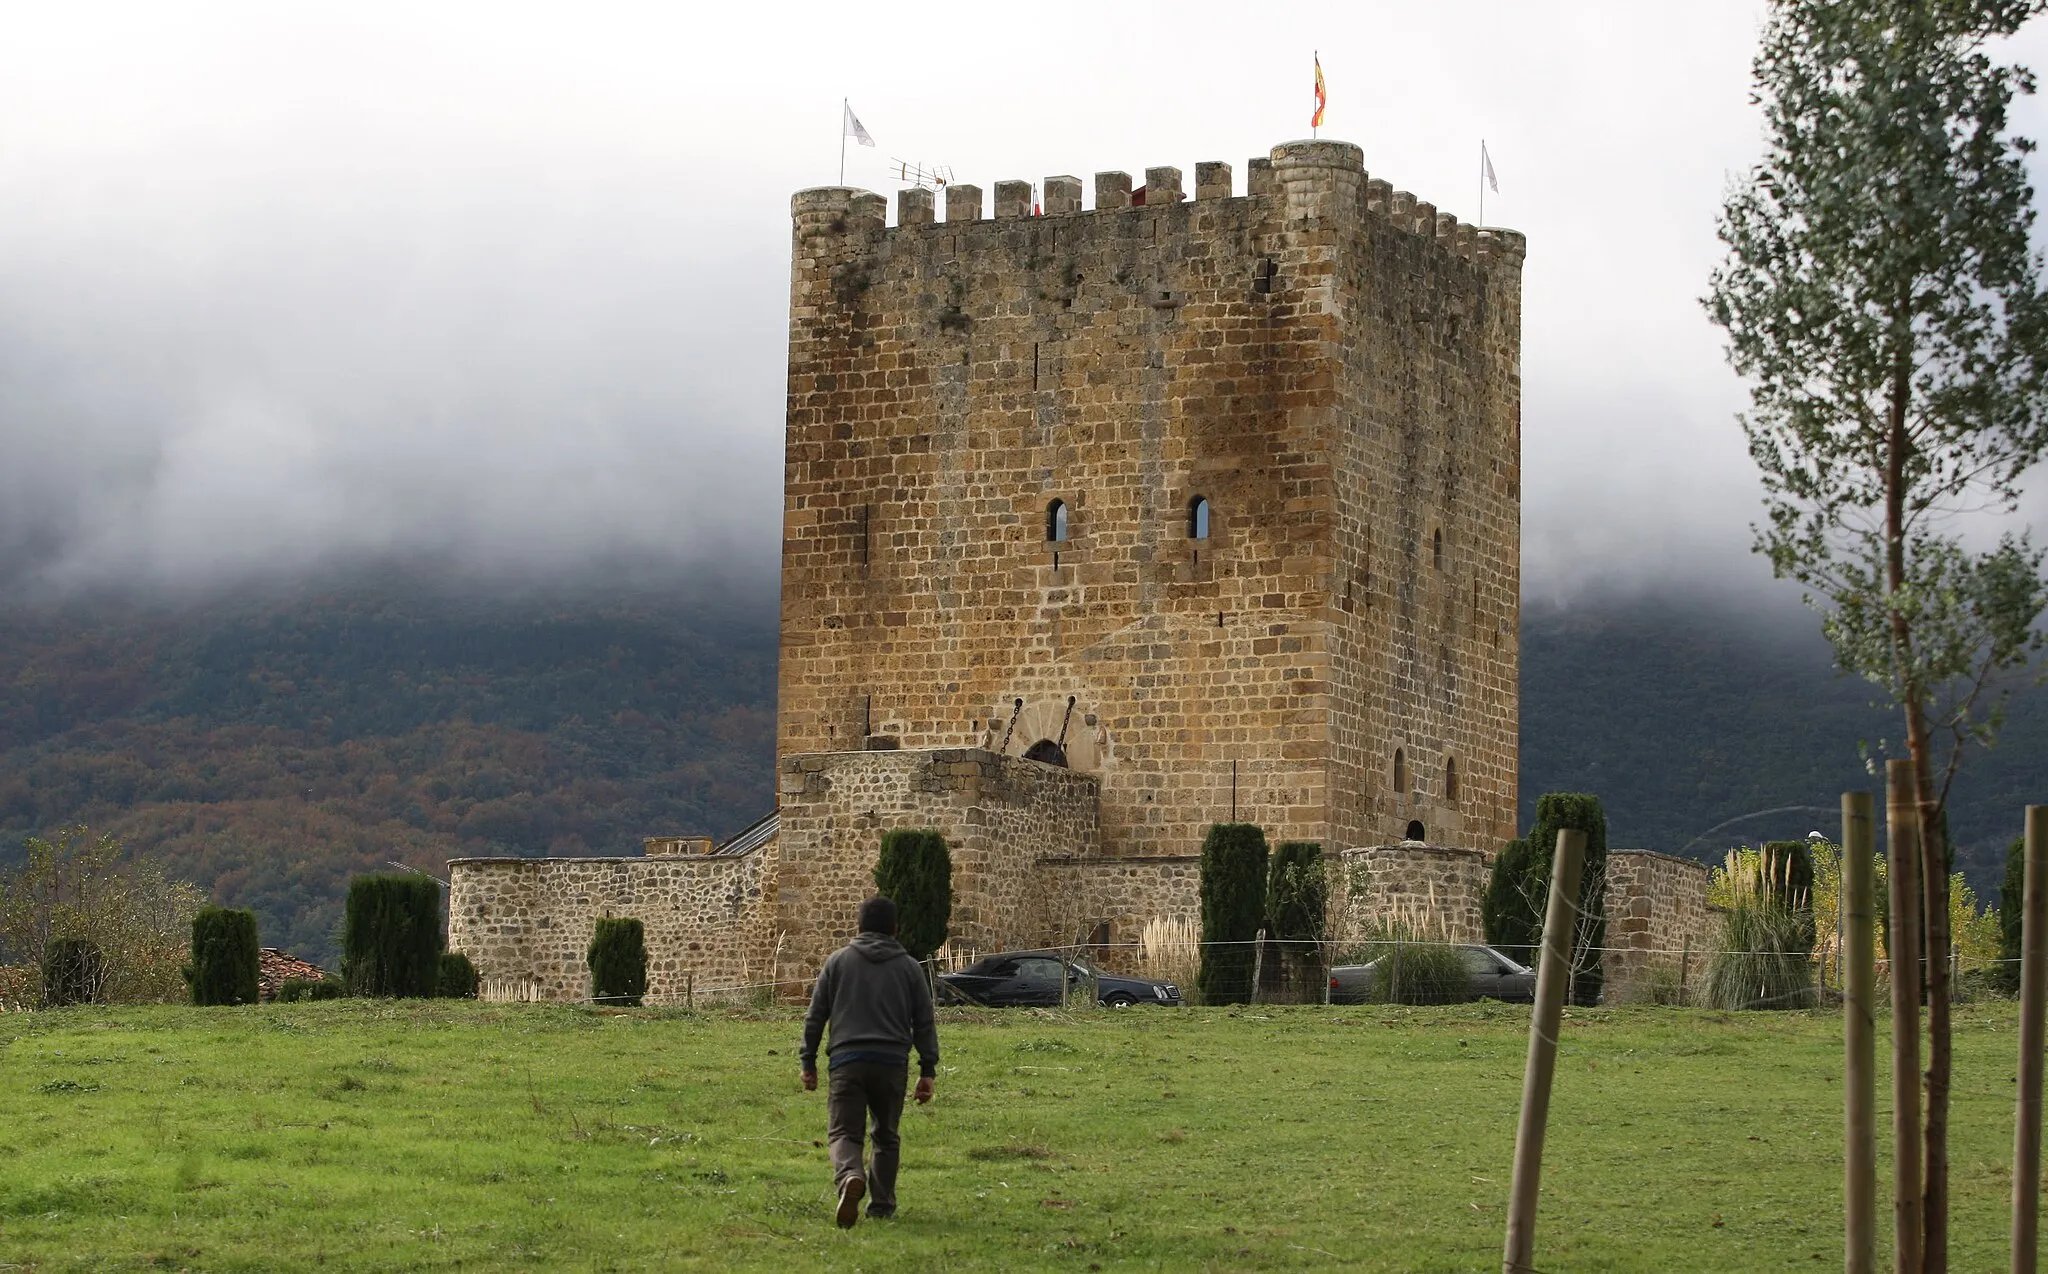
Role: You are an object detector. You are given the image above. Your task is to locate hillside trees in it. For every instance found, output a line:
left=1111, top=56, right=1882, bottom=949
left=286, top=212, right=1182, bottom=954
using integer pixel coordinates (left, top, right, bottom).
left=1705, top=2, right=2048, bottom=1261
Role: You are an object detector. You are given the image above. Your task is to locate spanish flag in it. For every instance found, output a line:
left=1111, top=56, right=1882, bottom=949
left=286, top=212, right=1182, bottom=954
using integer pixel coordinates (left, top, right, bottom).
left=1312, top=53, right=1326, bottom=129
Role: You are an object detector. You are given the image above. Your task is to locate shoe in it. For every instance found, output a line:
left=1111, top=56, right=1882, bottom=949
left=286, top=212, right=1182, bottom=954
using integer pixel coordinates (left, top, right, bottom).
left=867, top=1205, right=896, bottom=1220
left=836, top=1175, right=866, bottom=1229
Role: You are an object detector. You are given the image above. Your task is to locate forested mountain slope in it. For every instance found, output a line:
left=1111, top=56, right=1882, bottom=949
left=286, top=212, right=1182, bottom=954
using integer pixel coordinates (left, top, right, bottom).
left=0, top=581, right=2037, bottom=966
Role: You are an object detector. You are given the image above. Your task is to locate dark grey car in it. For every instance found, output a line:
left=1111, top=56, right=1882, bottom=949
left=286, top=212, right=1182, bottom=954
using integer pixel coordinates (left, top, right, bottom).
left=1326, top=943, right=1535, bottom=1005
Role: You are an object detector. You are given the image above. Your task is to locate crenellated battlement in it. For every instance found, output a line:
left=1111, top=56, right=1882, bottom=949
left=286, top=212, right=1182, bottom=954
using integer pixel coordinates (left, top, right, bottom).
left=790, top=138, right=1523, bottom=272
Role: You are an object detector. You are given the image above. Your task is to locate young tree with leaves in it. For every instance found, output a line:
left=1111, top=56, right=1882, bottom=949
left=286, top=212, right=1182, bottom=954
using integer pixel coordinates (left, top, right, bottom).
left=1706, top=3, right=2048, bottom=1264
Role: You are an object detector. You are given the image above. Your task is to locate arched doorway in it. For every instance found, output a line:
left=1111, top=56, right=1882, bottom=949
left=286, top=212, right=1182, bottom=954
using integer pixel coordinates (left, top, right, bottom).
left=1405, top=819, right=1427, bottom=842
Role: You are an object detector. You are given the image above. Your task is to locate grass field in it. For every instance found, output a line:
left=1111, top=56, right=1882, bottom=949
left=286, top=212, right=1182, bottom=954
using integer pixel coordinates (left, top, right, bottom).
left=0, top=999, right=2035, bottom=1271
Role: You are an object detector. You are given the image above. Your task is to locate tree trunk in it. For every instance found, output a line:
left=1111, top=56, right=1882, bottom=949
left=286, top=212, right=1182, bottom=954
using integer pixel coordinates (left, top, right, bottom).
left=1909, top=705, right=1952, bottom=1273
left=1889, top=760, right=1927, bottom=1274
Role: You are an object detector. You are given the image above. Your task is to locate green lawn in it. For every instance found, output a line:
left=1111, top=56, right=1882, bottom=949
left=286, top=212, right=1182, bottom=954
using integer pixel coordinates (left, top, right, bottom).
left=0, top=999, right=2033, bottom=1271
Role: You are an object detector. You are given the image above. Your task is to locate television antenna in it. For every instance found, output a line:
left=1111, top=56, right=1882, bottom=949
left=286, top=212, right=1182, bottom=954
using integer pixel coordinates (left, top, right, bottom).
left=890, top=158, right=953, bottom=189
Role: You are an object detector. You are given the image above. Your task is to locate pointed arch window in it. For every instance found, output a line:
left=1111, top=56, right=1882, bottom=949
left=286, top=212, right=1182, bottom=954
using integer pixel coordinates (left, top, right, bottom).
left=1445, top=755, right=1460, bottom=803
left=1188, top=496, right=1211, bottom=540
left=1392, top=747, right=1407, bottom=796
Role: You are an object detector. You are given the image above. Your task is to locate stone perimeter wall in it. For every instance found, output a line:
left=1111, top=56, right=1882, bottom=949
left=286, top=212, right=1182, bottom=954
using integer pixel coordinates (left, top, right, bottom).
left=1030, top=855, right=1202, bottom=972
left=774, top=748, right=1099, bottom=976
left=447, top=850, right=770, bottom=1005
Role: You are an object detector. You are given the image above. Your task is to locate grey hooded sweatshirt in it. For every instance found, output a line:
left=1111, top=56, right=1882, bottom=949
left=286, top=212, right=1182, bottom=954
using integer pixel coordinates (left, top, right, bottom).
left=800, top=932, right=939, bottom=1076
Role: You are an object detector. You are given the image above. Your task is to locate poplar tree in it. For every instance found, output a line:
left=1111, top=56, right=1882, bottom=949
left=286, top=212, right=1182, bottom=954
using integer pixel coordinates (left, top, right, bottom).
left=1706, top=3, right=2048, bottom=1265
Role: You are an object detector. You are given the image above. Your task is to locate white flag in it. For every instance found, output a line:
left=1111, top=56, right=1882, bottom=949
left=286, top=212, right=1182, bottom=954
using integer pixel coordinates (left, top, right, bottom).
left=843, top=102, right=875, bottom=148
left=1482, top=141, right=1499, bottom=193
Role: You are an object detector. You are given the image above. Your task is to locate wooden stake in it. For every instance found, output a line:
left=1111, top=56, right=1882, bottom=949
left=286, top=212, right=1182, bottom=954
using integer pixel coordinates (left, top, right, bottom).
left=1502, top=827, right=1587, bottom=1274
left=2012, top=806, right=2047, bottom=1274
left=1887, top=759, right=1925, bottom=1274
left=1843, top=792, right=1877, bottom=1274
left=686, top=972, right=694, bottom=1010
left=1250, top=928, right=1266, bottom=1006
left=1679, top=938, right=1691, bottom=1007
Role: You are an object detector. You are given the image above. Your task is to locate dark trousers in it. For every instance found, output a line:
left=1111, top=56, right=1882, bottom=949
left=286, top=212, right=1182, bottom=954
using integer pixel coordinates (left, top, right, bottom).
left=826, top=1060, right=907, bottom=1211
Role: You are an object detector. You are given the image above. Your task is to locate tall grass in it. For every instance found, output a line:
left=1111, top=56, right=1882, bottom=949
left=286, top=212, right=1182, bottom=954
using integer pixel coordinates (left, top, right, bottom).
left=1702, top=850, right=1815, bottom=1011
left=1343, top=900, right=1469, bottom=1006
left=1137, top=917, right=1200, bottom=999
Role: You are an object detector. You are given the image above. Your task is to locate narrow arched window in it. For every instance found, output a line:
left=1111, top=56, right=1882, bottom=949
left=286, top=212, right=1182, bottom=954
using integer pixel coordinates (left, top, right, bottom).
left=1392, top=748, right=1407, bottom=795
left=1046, top=499, right=1069, bottom=543
left=1405, top=819, right=1427, bottom=842
left=1188, top=496, right=1211, bottom=540
left=1444, top=755, right=1460, bottom=803
left=1432, top=528, right=1444, bottom=571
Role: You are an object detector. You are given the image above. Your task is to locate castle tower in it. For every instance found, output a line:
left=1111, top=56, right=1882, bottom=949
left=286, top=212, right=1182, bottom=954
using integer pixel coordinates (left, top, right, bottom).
left=779, top=140, right=1523, bottom=884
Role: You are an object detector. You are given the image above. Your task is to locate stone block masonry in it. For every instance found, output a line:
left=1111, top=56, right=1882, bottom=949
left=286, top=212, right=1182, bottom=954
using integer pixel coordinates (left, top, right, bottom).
left=780, top=137, right=1525, bottom=883
left=1602, top=849, right=1723, bottom=1003
left=447, top=850, right=769, bottom=1004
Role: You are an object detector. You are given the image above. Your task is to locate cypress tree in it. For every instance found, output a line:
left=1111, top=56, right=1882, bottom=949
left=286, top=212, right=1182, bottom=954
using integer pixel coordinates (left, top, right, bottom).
left=873, top=828, right=952, bottom=961
left=342, top=875, right=443, bottom=998
left=187, top=908, right=260, bottom=1006
left=1267, top=842, right=1327, bottom=1001
left=1525, top=793, right=1609, bottom=1006
left=1482, top=838, right=1541, bottom=968
left=588, top=917, right=648, bottom=1006
left=1197, top=823, right=1269, bottom=1005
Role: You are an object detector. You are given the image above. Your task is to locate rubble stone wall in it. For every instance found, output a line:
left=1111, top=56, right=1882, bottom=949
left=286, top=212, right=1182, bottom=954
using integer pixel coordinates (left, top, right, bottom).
left=1331, top=844, right=1492, bottom=947
left=1029, top=855, right=1202, bottom=972
left=773, top=747, right=1099, bottom=975
left=447, top=848, right=771, bottom=1005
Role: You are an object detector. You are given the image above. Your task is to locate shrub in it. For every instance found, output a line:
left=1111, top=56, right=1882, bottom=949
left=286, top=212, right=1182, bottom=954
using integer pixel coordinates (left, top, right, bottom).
left=278, top=975, right=345, bottom=1003
left=873, top=828, right=952, bottom=961
left=1197, top=823, right=1269, bottom=1005
left=437, top=952, right=480, bottom=1000
left=1349, top=915, right=1468, bottom=1006
left=1527, top=794, right=1609, bottom=1006
left=588, top=917, right=648, bottom=1006
left=42, top=938, right=105, bottom=1007
left=342, top=875, right=443, bottom=998
left=1482, top=837, right=1541, bottom=967
left=186, top=908, right=260, bottom=1007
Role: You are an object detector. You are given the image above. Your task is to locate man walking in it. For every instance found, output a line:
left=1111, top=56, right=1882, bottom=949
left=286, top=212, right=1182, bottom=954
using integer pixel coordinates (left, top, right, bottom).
left=800, top=896, right=938, bottom=1228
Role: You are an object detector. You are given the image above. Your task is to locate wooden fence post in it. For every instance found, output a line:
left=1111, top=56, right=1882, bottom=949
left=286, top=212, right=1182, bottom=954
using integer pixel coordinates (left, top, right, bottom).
left=686, top=972, right=694, bottom=1011
left=1250, top=929, right=1266, bottom=1006
left=2012, top=806, right=2047, bottom=1274
left=1679, top=939, right=1690, bottom=1007
left=1502, top=828, right=1588, bottom=1274
left=1887, top=759, right=1925, bottom=1274
left=1843, top=792, right=1877, bottom=1274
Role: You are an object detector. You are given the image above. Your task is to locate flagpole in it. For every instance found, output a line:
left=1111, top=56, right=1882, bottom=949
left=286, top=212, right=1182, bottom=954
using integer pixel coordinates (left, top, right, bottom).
left=1479, top=140, right=1485, bottom=228
left=840, top=98, right=848, bottom=185
left=1312, top=51, right=1319, bottom=139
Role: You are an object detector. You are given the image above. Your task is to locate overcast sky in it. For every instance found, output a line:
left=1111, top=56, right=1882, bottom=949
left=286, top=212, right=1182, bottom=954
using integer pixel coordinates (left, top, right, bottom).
left=3, top=2, right=2045, bottom=602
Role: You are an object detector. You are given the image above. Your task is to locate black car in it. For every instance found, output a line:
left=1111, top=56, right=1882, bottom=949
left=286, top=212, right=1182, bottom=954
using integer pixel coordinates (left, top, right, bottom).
left=938, top=951, right=1181, bottom=1008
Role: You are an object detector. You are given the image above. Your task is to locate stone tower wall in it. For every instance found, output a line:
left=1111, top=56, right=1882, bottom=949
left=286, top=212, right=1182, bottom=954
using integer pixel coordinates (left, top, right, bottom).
left=1320, top=156, right=1526, bottom=854
left=780, top=140, right=1523, bottom=869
